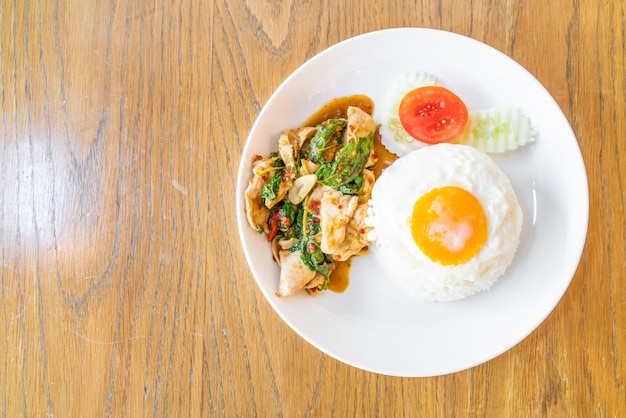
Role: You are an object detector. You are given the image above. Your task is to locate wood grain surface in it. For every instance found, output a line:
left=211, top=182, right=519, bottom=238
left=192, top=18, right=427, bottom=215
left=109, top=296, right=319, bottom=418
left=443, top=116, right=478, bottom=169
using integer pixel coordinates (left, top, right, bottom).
left=1, top=0, right=624, bottom=416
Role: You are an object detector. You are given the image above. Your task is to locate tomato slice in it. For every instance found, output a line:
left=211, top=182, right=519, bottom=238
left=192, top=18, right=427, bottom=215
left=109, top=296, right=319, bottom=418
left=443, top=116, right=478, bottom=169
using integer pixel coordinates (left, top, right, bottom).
left=398, top=86, right=469, bottom=144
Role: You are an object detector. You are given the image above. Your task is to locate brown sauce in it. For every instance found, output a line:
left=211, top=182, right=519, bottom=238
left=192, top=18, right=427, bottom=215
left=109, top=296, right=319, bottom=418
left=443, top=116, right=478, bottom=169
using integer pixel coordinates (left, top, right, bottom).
left=302, top=95, right=398, bottom=293
left=328, top=259, right=351, bottom=293
left=303, top=94, right=375, bottom=127
left=372, top=130, right=398, bottom=179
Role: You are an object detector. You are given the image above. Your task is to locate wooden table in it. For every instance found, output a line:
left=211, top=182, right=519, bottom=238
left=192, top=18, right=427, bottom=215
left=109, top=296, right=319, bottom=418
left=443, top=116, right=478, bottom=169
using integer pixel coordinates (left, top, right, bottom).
left=1, top=0, right=624, bottom=416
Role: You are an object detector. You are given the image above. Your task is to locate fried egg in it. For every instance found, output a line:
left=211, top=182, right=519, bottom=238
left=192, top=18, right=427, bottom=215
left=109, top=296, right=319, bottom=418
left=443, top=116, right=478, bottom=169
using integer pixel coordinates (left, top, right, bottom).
left=371, top=143, right=523, bottom=302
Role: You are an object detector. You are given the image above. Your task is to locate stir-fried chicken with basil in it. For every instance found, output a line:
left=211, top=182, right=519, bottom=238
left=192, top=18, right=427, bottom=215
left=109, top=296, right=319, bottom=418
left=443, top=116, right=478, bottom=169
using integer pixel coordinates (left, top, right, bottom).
left=244, top=106, right=378, bottom=296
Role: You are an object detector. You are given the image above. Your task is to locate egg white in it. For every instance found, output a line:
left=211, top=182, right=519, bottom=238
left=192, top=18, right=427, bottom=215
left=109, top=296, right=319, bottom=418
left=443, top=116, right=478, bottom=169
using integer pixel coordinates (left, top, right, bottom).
left=371, top=143, right=523, bottom=302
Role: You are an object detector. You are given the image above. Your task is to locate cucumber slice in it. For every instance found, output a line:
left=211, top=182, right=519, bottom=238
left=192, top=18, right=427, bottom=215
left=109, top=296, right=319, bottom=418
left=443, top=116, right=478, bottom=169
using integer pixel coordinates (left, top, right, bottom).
left=455, top=108, right=536, bottom=153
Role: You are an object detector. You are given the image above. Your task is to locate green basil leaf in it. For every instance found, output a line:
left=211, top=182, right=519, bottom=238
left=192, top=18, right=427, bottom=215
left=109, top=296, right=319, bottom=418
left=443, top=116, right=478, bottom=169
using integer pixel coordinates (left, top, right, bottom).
left=317, top=132, right=374, bottom=188
left=306, top=119, right=346, bottom=164
left=261, top=169, right=283, bottom=202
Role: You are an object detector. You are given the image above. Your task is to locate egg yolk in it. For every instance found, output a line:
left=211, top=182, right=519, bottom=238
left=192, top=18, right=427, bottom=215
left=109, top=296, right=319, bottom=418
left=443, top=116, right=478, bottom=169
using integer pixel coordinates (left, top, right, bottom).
left=410, top=186, right=488, bottom=266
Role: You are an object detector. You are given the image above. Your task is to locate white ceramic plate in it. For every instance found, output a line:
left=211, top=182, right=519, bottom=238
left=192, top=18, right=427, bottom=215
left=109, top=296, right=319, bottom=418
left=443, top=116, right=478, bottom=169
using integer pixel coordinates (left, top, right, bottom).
left=236, top=28, right=588, bottom=377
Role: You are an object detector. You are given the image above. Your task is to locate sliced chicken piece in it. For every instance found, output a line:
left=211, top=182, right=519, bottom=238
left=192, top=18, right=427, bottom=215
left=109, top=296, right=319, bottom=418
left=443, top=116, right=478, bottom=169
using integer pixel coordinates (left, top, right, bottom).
left=271, top=236, right=299, bottom=264
left=304, top=274, right=325, bottom=291
left=278, top=237, right=299, bottom=250
left=319, top=189, right=358, bottom=254
left=244, top=174, right=269, bottom=233
left=276, top=250, right=317, bottom=297
left=331, top=202, right=374, bottom=261
left=252, top=155, right=278, bottom=177
left=345, top=106, right=377, bottom=143
left=305, top=184, right=331, bottom=217
left=295, top=126, right=317, bottom=148
left=278, top=131, right=298, bottom=168
left=277, top=126, right=315, bottom=167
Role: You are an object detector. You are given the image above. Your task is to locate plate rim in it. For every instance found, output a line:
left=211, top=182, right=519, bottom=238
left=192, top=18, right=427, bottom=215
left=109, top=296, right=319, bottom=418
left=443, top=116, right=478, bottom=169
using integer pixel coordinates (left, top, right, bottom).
left=235, top=27, right=589, bottom=377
